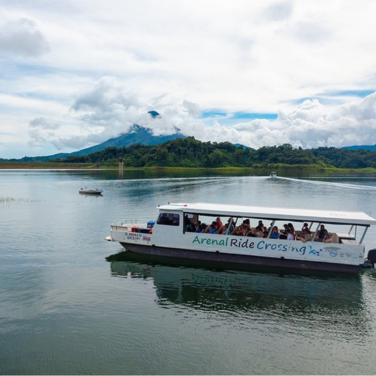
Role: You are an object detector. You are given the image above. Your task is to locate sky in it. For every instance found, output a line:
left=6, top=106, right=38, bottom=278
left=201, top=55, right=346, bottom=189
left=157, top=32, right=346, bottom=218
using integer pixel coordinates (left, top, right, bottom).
left=1, top=0, right=376, bottom=159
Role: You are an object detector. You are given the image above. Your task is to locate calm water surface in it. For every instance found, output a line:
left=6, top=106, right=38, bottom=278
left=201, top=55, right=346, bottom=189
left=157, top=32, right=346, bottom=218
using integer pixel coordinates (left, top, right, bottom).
left=1, top=169, right=376, bottom=375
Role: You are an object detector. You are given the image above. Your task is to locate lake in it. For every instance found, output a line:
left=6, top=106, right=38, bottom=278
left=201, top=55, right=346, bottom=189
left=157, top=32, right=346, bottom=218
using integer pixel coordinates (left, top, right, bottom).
left=1, top=169, right=376, bottom=374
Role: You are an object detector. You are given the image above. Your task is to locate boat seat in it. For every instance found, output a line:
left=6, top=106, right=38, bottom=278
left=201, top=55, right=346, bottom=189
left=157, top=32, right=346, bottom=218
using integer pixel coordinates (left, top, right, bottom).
left=330, top=233, right=339, bottom=244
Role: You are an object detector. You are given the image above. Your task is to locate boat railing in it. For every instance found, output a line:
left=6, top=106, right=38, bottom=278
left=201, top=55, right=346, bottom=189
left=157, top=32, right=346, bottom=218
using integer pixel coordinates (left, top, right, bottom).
left=111, top=218, right=153, bottom=229
left=112, top=219, right=138, bottom=226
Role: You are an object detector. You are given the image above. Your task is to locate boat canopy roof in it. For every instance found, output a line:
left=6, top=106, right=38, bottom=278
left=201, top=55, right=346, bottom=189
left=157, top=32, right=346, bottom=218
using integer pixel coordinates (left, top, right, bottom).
left=158, top=202, right=376, bottom=226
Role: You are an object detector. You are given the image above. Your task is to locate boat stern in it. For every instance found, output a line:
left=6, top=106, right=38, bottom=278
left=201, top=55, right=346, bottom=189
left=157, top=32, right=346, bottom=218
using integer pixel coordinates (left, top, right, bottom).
left=108, top=222, right=153, bottom=246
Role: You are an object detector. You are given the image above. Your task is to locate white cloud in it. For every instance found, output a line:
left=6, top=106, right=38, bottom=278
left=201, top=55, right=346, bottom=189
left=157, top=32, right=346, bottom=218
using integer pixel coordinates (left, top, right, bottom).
left=1, top=0, right=376, bottom=158
left=0, top=18, right=50, bottom=57
left=262, top=0, right=294, bottom=21
left=29, top=117, right=60, bottom=130
left=4, top=76, right=376, bottom=156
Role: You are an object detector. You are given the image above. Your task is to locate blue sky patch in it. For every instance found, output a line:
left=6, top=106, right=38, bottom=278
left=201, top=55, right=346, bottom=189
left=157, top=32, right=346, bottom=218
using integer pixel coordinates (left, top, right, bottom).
left=201, top=111, right=277, bottom=121
left=289, top=90, right=375, bottom=106
left=322, top=89, right=375, bottom=97
left=231, top=112, right=278, bottom=120
left=201, top=111, right=228, bottom=118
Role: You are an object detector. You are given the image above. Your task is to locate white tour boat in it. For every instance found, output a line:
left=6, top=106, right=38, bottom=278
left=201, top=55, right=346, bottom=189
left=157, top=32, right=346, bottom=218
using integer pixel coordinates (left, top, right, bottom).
left=270, top=172, right=277, bottom=179
left=106, top=202, right=376, bottom=274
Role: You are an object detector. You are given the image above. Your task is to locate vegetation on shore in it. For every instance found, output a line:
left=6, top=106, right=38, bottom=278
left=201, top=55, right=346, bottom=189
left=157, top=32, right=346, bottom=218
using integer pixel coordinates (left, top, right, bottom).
left=0, top=162, right=94, bottom=169
left=2, top=137, right=376, bottom=172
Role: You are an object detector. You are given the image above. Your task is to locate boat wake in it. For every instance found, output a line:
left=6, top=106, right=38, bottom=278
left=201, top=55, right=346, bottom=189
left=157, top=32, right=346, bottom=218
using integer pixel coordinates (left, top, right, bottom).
left=280, top=177, right=376, bottom=191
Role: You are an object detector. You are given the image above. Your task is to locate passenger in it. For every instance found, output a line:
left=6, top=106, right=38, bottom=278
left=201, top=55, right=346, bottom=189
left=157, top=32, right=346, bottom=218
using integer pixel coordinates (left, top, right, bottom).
left=194, top=223, right=202, bottom=233
left=323, top=232, right=333, bottom=243
left=184, top=215, right=194, bottom=232
left=255, top=225, right=264, bottom=238
left=316, top=224, right=329, bottom=242
left=243, top=219, right=251, bottom=232
left=288, top=223, right=295, bottom=234
left=202, top=223, right=211, bottom=233
left=245, top=221, right=254, bottom=236
left=258, top=220, right=267, bottom=232
left=209, top=221, right=217, bottom=234
left=266, top=222, right=273, bottom=234
left=302, top=222, right=309, bottom=232
left=227, top=217, right=235, bottom=232
left=215, top=217, right=223, bottom=230
left=270, top=226, right=279, bottom=239
left=230, top=225, right=238, bottom=235
left=202, top=223, right=214, bottom=233
left=246, top=229, right=256, bottom=237
left=232, top=221, right=248, bottom=236
left=300, top=229, right=309, bottom=239
left=217, top=223, right=229, bottom=235
left=200, top=223, right=208, bottom=232
left=296, top=229, right=313, bottom=242
left=280, top=224, right=288, bottom=239
left=286, top=228, right=295, bottom=240
left=283, top=223, right=288, bottom=231
left=236, top=224, right=246, bottom=236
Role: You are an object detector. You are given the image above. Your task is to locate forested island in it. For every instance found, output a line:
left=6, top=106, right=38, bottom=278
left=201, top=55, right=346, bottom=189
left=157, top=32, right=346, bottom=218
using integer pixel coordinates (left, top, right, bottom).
left=51, top=137, right=376, bottom=169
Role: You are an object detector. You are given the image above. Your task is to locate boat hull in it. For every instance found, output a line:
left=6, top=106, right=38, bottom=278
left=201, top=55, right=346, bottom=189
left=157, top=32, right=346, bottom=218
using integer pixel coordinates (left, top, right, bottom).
left=119, top=242, right=360, bottom=274
left=79, top=190, right=102, bottom=195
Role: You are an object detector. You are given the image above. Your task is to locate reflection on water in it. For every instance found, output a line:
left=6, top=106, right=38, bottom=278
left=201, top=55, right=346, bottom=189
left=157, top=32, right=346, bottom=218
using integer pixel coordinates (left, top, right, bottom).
left=109, top=251, right=370, bottom=340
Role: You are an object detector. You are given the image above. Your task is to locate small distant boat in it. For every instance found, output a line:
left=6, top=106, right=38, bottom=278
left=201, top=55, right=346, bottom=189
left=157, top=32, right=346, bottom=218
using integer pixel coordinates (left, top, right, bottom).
left=270, top=172, right=277, bottom=179
left=79, top=187, right=103, bottom=195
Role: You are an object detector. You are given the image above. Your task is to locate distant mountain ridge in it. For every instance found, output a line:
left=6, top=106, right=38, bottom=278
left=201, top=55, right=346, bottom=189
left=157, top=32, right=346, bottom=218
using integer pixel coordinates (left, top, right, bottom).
left=6, top=122, right=186, bottom=162
left=342, top=144, right=376, bottom=151
left=68, top=124, right=185, bottom=156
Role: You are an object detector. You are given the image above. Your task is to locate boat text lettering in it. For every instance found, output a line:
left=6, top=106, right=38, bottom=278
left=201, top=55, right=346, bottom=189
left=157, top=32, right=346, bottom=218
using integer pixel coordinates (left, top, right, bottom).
left=191, top=236, right=317, bottom=256
left=192, top=236, right=229, bottom=246
left=290, top=245, right=307, bottom=255
left=125, top=232, right=142, bottom=240
left=230, top=239, right=255, bottom=248
left=257, top=240, right=288, bottom=252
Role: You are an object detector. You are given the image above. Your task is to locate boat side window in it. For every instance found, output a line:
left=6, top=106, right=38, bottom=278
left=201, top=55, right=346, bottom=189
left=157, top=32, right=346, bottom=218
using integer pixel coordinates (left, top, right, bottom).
left=157, top=213, right=180, bottom=226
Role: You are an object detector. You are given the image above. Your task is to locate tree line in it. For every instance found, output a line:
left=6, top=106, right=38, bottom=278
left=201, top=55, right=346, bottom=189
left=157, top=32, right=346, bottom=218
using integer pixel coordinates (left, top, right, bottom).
left=52, top=137, right=376, bottom=169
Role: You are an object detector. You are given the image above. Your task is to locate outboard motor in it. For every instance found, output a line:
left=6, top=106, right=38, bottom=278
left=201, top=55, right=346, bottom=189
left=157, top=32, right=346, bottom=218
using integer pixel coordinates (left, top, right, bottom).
left=366, top=249, right=376, bottom=268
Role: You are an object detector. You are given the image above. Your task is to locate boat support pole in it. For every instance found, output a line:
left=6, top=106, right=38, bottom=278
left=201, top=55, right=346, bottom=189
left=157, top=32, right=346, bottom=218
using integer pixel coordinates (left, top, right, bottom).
left=267, top=220, right=276, bottom=238
left=359, top=226, right=369, bottom=245
left=312, top=223, right=321, bottom=241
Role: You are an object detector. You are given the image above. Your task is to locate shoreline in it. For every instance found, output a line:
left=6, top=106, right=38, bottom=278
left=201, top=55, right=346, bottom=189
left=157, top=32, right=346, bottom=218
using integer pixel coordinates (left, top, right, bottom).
left=0, top=162, right=376, bottom=175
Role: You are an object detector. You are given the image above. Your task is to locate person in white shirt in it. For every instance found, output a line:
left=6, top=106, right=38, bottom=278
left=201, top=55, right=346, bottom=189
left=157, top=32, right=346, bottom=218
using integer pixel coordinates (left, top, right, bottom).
left=286, top=228, right=294, bottom=240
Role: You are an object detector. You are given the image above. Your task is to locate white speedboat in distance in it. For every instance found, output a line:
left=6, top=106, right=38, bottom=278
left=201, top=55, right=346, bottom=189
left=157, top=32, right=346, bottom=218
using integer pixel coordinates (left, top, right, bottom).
left=79, top=187, right=103, bottom=195
left=270, top=172, right=277, bottom=179
left=106, top=202, right=376, bottom=274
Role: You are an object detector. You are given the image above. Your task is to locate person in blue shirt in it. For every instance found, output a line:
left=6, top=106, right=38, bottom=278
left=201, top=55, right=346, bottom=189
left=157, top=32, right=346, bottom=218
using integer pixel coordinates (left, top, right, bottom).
left=209, top=221, right=217, bottom=234
left=270, top=226, right=279, bottom=239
